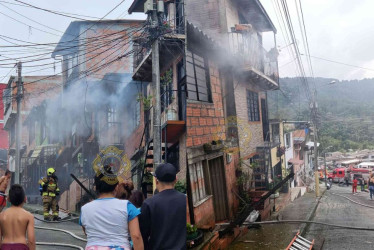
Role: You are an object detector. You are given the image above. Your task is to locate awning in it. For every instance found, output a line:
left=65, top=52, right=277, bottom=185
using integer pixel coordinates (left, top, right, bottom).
left=31, top=146, right=42, bottom=158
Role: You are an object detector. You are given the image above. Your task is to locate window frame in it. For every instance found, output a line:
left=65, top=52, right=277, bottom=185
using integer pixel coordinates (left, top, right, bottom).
left=246, top=90, right=260, bottom=121
left=189, top=161, right=208, bottom=205
left=186, top=51, right=212, bottom=103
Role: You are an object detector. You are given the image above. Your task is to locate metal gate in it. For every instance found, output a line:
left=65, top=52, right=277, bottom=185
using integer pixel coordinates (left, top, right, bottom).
left=208, top=157, right=229, bottom=222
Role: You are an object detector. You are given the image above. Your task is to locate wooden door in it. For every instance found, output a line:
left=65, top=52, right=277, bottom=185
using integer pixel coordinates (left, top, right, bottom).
left=208, top=157, right=229, bottom=221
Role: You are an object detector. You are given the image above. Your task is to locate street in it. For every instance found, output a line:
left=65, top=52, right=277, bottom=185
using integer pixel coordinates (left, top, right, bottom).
left=305, top=184, right=374, bottom=250
left=33, top=213, right=86, bottom=250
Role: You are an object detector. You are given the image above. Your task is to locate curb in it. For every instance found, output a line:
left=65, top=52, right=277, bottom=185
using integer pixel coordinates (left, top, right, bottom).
left=299, top=186, right=327, bottom=236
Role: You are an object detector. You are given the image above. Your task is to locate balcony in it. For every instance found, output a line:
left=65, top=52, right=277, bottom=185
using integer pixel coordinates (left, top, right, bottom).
left=228, top=31, right=279, bottom=90
left=3, top=105, right=15, bottom=130
left=132, top=36, right=185, bottom=82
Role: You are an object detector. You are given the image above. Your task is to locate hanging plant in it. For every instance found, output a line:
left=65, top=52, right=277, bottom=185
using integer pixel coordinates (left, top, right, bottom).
left=137, top=93, right=153, bottom=111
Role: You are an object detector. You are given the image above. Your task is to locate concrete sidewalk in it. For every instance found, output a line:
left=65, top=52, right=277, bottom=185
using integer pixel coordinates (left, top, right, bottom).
left=229, top=184, right=326, bottom=249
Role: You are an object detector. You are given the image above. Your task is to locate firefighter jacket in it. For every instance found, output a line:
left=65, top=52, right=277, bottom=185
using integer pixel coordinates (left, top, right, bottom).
left=39, top=176, right=60, bottom=197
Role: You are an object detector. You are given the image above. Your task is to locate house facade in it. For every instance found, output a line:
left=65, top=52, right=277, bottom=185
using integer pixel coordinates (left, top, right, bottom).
left=0, top=83, right=8, bottom=173
left=3, top=76, right=61, bottom=187
left=128, top=0, right=280, bottom=229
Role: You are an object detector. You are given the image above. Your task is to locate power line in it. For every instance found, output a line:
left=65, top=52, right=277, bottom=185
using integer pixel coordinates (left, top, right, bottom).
left=13, top=0, right=95, bottom=21
left=303, top=54, right=374, bottom=72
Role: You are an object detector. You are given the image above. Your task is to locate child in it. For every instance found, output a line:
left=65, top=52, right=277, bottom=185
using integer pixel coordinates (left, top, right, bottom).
left=0, top=184, right=35, bottom=250
left=352, top=177, right=358, bottom=194
left=0, top=170, right=12, bottom=212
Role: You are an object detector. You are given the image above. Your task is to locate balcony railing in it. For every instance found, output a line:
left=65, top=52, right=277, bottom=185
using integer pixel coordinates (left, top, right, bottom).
left=228, top=32, right=279, bottom=83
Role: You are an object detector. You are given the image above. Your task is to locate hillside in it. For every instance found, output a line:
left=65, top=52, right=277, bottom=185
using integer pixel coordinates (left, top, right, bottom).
left=268, top=77, right=374, bottom=151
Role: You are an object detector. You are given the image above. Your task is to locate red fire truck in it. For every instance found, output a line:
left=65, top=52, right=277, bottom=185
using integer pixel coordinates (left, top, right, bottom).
left=327, top=167, right=371, bottom=183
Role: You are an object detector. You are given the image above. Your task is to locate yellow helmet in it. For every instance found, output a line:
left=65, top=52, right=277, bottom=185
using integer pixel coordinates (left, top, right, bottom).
left=47, top=168, right=55, bottom=176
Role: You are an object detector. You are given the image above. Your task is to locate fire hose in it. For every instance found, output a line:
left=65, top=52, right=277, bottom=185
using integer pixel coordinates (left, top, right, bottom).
left=217, top=220, right=374, bottom=231
left=35, top=226, right=87, bottom=242
left=332, top=192, right=374, bottom=209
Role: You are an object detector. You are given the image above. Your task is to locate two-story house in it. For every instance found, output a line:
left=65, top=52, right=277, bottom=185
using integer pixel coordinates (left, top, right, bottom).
left=3, top=75, right=61, bottom=186
left=128, top=0, right=280, bottom=229
left=48, top=19, right=146, bottom=211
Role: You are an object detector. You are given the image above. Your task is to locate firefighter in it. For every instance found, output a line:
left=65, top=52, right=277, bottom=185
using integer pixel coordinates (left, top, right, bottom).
left=39, top=167, right=60, bottom=221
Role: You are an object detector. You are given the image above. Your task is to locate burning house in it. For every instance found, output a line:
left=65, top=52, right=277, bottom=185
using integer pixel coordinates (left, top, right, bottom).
left=3, top=75, right=61, bottom=189
left=18, top=19, right=147, bottom=211
left=128, top=0, right=281, bottom=233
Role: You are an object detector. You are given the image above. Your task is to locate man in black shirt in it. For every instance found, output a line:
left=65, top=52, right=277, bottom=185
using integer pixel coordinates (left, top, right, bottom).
left=139, top=163, right=186, bottom=250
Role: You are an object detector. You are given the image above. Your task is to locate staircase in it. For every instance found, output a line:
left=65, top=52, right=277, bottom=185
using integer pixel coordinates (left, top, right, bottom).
left=141, top=140, right=166, bottom=198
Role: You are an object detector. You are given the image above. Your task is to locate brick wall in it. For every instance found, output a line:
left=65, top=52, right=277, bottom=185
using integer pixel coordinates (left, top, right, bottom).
left=234, top=80, right=265, bottom=159
left=186, top=0, right=223, bottom=41
left=186, top=62, right=225, bottom=147
left=84, top=22, right=142, bottom=77
left=193, top=196, right=215, bottom=229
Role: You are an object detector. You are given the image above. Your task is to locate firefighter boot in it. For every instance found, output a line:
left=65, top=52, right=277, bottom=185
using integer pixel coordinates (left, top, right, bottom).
left=53, top=216, right=61, bottom=221
left=44, top=216, right=51, bottom=221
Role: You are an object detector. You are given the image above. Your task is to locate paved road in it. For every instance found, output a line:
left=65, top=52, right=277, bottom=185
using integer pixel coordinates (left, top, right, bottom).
left=305, top=184, right=374, bottom=250
left=34, top=213, right=86, bottom=250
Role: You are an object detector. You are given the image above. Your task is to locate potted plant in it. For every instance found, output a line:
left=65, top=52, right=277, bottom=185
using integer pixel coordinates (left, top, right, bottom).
left=203, top=140, right=224, bottom=153
left=186, top=223, right=203, bottom=248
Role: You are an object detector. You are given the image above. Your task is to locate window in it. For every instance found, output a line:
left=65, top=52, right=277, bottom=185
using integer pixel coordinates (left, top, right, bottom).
left=175, top=0, right=185, bottom=34
left=133, top=101, right=140, bottom=129
left=186, top=52, right=211, bottom=102
left=107, top=106, right=118, bottom=128
left=189, top=161, right=207, bottom=204
left=246, top=90, right=259, bottom=121
left=285, top=133, right=291, bottom=148
left=238, top=11, right=247, bottom=24
left=161, top=68, right=173, bottom=113
left=271, top=124, right=280, bottom=144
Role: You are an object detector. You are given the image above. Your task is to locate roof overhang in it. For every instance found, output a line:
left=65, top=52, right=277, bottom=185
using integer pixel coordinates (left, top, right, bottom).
left=234, top=0, right=277, bottom=33
left=128, top=0, right=146, bottom=14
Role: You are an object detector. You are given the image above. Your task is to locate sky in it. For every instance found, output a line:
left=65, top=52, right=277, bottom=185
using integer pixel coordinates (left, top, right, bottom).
left=261, top=0, right=374, bottom=80
left=1, top=0, right=374, bottom=81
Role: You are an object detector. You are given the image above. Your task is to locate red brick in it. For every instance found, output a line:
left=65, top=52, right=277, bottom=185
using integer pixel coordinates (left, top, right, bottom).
left=219, top=118, right=225, bottom=125
left=186, top=107, right=193, bottom=116
left=188, top=128, right=196, bottom=136
left=193, top=137, right=202, bottom=146
left=186, top=138, right=193, bottom=147
left=213, top=118, right=219, bottom=125
left=210, top=76, right=217, bottom=85
left=208, top=109, right=215, bottom=117
left=201, top=108, right=208, bottom=116
left=206, top=118, right=213, bottom=126
left=192, top=108, right=201, bottom=116
left=191, top=117, right=199, bottom=126
left=215, top=110, right=222, bottom=117
left=204, top=127, right=211, bottom=134
left=199, top=118, right=207, bottom=126
left=196, top=127, right=204, bottom=135
left=187, top=118, right=191, bottom=126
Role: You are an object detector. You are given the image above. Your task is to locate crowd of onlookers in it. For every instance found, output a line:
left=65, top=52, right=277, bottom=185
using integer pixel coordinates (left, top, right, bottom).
left=80, top=162, right=186, bottom=250
left=0, top=162, right=186, bottom=250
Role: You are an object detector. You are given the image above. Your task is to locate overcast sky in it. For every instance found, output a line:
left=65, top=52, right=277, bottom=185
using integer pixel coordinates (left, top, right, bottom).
left=1, top=0, right=374, bottom=81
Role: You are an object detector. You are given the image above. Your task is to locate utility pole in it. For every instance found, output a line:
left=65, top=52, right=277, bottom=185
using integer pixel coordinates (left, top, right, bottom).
left=311, top=92, right=319, bottom=197
left=324, top=152, right=327, bottom=187
left=151, top=2, right=162, bottom=170
left=15, top=61, right=22, bottom=184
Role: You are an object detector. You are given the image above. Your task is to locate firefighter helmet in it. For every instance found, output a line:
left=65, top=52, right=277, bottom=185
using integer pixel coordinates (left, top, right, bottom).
left=47, top=168, right=55, bottom=176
